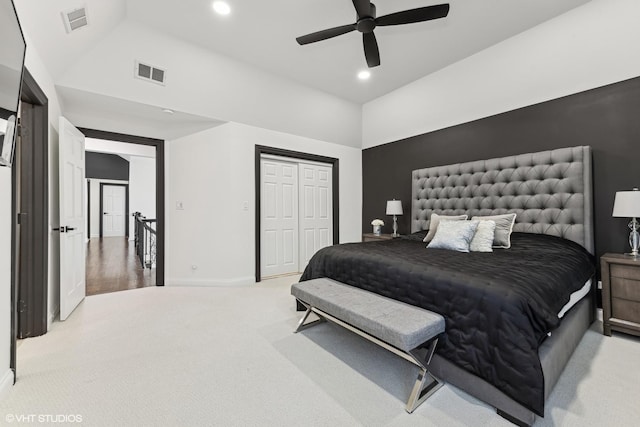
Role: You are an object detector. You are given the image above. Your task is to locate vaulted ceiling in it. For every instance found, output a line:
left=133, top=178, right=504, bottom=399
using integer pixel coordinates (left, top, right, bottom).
left=14, top=0, right=592, bottom=142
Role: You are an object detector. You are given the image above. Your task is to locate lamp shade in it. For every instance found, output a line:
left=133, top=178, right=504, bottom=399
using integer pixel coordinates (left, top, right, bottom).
left=386, top=200, right=403, bottom=215
left=613, top=189, right=640, bottom=217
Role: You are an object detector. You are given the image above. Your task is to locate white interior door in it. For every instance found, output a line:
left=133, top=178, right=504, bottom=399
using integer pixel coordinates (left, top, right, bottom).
left=59, top=117, right=86, bottom=321
left=102, top=185, right=126, bottom=237
left=261, top=159, right=299, bottom=278
left=299, top=163, right=333, bottom=268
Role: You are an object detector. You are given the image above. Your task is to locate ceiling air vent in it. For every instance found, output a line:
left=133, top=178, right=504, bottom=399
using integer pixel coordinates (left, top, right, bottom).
left=135, top=61, right=166, bottom=85
left=62, top=6, right=88, bottom=33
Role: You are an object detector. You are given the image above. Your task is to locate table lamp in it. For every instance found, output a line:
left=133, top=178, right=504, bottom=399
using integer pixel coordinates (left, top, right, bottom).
left=613, top=188, right=640, bottom=257
left=386, top=199, right=403, bottom=237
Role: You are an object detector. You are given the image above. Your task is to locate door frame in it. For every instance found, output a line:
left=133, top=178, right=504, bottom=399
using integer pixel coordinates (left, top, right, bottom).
left=10, top=68, right=48, bottom=379
left=99, top=183, right=129, bottom=238
left=79, top=128, right=165, bottom=286
left=87, top=179, right=90, bottom=236
left=255, top=145, right=339, bottom=282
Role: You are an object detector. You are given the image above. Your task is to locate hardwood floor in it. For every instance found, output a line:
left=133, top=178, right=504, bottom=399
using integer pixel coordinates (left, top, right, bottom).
left=86, top=237, right=155, bottom=296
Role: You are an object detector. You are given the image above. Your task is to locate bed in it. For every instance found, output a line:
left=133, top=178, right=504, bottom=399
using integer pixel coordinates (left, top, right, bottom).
left=299, top=146, right=596, bottom=425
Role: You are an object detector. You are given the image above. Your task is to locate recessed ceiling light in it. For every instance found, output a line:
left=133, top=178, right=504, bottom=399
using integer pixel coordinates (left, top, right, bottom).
left=212, top=1, right=231, bottom=16
left=358, top=70, right=371, bottom=80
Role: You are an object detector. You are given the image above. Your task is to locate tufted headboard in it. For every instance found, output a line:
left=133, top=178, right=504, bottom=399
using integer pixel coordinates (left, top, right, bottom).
left=411, top=146, right=594, bottom=254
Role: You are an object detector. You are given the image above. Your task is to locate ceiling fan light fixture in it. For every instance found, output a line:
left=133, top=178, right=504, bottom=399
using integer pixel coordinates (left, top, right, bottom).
left=358, top=70, right=371, bottom=80
left=212, top=1, right=231, bottom=16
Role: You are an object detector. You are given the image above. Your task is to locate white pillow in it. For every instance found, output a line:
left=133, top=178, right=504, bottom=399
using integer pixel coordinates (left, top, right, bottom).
left=423, top=213, right=468, bottom=243
left=471, top=213, right=517, bottom=248
left=427, top=220, right=480, bottom=253
left=469, top=220, right=496, bottom=252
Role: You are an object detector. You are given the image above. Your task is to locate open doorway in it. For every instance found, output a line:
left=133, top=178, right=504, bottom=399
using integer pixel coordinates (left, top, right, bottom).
left=84, top=136, right=158, bottom=296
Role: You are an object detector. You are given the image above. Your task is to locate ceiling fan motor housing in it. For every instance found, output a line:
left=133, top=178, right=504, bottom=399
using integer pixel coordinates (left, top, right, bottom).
left=356, top=3, right=377, bottom=33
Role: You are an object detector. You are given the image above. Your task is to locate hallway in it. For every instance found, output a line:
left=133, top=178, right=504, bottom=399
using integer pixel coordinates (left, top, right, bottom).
left=86, top=237, right=155, bottom=296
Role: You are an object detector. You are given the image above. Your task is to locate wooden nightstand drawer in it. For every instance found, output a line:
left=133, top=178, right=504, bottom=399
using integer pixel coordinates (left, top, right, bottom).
left=611, top=277, right=640, bottom=302
left=612, top=298, right=640, bottom=324
left=600, top=253, right=640, bottom=337
left=611, top=264, right=640, bottom=280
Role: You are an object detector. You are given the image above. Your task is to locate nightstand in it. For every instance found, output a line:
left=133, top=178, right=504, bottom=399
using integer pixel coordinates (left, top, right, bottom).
left=601, top=253, right=640, bottom=337
left=362, top=233, right=395, bottom=242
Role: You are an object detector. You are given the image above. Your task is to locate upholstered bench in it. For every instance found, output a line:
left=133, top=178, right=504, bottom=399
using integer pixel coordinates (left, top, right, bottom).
left=291, top=278, right=445, bottom=413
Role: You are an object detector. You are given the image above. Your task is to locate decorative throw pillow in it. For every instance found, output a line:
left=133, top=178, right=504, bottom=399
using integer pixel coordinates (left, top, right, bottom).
left=423, top=213, right=468, bottom=243
left=427, top=220, right=480, bottom=253
left=469, top=220, right=496, bottom=252
left=472, top=213, right=517, bottom=248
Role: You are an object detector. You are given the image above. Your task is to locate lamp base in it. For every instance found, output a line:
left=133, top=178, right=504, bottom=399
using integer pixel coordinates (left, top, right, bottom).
left=628, top=219, right=640, bottom=258
left=392, top=215, right=399, bottom=237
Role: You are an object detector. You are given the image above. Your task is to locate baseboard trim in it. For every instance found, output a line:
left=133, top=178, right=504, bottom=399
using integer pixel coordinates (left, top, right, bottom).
left=165, top=276, right=255, bottom=287
left=0, top=369, right=14, bottom=400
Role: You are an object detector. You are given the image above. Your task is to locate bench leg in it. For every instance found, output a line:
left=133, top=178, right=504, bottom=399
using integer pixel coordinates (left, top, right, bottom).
left=406, top=339, right=443, bottom=413
left=294, top=303, right=326, bottom=333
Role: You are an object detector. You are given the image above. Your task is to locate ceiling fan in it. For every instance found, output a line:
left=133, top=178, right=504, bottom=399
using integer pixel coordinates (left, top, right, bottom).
left=296, top=1, right=450, bottom=68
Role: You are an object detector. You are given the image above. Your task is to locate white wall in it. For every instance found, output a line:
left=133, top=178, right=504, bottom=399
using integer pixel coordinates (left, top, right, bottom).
left=0, top=167, right=13, bottom=398
left=166, top=122, right=362, bottom=286
left=128, top=156, right=156, bottom=239
left=362, top=0, right=640, bottom=148
left=57, top=21, right=362, bottom=148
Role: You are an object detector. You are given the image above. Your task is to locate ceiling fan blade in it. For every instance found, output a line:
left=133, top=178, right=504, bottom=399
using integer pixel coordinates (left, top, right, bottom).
left=296, top=24, right=356, bottom=45
left=376, top=4, right=450, bottom=26
left=363, top=32, right=380, bottom=67
left=352, top=0, right=372, bottom=18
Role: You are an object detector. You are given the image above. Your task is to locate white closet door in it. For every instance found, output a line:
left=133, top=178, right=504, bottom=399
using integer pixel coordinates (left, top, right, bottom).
left=261, top=159, right=299, bottom=277
left=299, top=163, right=333, bottom=269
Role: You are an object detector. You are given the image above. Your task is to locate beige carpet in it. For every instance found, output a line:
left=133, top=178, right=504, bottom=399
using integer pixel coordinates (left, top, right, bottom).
left=1, top=275, right=639, bottom=426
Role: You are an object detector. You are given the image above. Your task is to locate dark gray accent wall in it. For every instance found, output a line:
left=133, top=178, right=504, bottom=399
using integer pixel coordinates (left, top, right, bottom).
left=86, top=152, right=129, bottom=181
left=362, top=76, right=640, bottom=265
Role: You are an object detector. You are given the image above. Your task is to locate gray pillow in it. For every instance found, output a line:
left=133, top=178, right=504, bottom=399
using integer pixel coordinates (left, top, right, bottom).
left=427, top=220, right=479, bottom=253
left=469, top=220, right=496, bottom=252
left=471, top=213, right=517, bottom=248
left=423, top=213, right=468, bottom=243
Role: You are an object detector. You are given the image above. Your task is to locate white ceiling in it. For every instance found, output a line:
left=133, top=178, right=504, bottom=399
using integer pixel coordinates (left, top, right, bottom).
left=85, top=138, right=156, bottom=158
left=57, top=86, right=225, bottom=140
left=14, top=0, right=592, bottom=142
left=15, top=0, right=127, bottom=78
left=126, top=0, right=591, bottom=104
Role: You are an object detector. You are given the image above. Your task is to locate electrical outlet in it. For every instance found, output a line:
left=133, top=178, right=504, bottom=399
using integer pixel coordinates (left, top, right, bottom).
left=242, top=201, right=249, bottom=211
left=176, top=201, right=184, bottom=210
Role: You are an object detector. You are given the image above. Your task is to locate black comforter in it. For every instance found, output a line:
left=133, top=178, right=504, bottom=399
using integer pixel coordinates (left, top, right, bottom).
left=299, top=232, right=595, bottom=415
